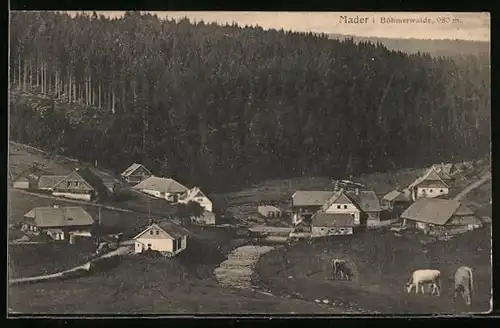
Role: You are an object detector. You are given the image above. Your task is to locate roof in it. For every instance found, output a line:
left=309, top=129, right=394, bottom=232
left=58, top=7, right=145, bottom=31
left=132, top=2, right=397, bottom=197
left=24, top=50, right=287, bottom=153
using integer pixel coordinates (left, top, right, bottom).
left=312, top=213, right=355, bottom=227
left=291, top=190, right=336, bottom=207
left=180, top=186, right=209, bottom=202
left=132, top=176, right=188, bottom=194
left=13, top=166, right=48, bottom=184
left=121, top=163, right=150, bottom=177
left=192, top=211, right=216, bottom=220
left=24, top=206, right=95, bottom=228
left=346, top=190, right=381, bottom=212
left=258, top=205, right=282, bottom=213
left=401, top=198, right=474, bottom=225
left=382, top=190, right=410, bottom=202
left=321, top=190, right=354, bottom=211
left=133, top=221, right=190, bottom=240
left=53, top=168, right=106, bottom=192
left=38, top=175, right=66, bottom=189
left=416, top=180, right=449, bottom=188
left=409, top=167, right=449, bottom=190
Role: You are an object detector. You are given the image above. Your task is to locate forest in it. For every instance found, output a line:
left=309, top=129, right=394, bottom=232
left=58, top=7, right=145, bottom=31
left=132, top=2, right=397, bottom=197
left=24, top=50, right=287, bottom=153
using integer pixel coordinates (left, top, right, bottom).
left=9, top=11, right=491, bottom=192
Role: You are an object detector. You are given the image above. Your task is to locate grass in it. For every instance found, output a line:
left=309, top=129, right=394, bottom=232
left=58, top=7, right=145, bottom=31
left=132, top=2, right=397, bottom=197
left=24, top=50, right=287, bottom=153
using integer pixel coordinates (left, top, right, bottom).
left=255, top=227, right=492, bottom=314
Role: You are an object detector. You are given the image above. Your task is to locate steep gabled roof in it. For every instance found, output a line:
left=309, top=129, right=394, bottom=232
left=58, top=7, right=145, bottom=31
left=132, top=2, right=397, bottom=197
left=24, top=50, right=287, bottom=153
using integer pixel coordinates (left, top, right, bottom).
left=346, top=190, right=381, bottom=212
left=121, top=163, right=151, bottom=177
left=312, top=213, right=355, bottom=227
left=401, top=198, right=474, bottom=225
left=180, top=186, right=210, bottom=202
left=321, top=190, right=355, bottom=211
left=409, top=167, right=449, bottom=190
left=24, top=206, right=95, bottom=227
left=132, top=176, right=188, bottom=194
left=38, top=175, right=66, bottom=189
left=291, top=190, right=336, bottom=207
left=133, top=221, right=190, bottom=240
left=52, top=168, right=106, bottom=192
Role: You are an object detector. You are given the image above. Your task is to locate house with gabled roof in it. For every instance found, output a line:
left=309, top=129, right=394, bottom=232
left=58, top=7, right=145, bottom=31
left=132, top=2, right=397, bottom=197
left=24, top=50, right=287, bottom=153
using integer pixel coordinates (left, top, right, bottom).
left=132, top=176, right=188, bottom=202
left=52, top=168, right=107, bottom=201
left=290, top=190, right=336, bottom=225
left=311, top=212, right=355, bottom=237
left=178, top=186, right=213, bottom=212
left=22, top=205, right=95, bottom=242
left=400, top=198, right=482, bottom=236
left=321, top=189, right=362, bottom=226
left=12, top=165, right=48, bottom=190
left=133, top=220, right=190, bottom=256
left=405, top=166, right=451, bottom=202
left=121, top=163, right=152, bottom=184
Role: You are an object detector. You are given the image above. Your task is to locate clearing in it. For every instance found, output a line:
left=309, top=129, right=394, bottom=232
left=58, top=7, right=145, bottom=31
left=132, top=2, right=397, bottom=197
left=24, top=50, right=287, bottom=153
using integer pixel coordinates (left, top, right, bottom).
left=255, top=227, right=492, bottom=314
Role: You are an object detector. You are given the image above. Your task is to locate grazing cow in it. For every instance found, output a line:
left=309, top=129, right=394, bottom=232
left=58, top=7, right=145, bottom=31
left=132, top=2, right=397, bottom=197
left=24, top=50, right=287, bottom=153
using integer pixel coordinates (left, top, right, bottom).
left=453, top=266, right=474, bottom=306
left=331, top=259, right=351, bottom=280
left=405, top=269, right=441, bottom=296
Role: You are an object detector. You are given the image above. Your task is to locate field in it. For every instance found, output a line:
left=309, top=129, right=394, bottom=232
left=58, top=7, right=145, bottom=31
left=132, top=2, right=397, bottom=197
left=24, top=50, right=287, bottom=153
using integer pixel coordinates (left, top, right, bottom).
left=255, top=227, right=492, bottom=314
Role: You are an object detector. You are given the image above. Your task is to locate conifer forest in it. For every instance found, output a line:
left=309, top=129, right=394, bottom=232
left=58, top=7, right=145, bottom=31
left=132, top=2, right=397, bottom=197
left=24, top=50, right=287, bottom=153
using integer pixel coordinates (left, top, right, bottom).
left=9, top=11, right=491, bottom=192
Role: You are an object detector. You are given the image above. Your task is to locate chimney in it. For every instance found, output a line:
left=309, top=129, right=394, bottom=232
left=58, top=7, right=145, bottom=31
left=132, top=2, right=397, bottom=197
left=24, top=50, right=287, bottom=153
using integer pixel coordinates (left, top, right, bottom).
left=355, top=188, right=360, bottom=196
left=149, top=218, right=154, bottom=226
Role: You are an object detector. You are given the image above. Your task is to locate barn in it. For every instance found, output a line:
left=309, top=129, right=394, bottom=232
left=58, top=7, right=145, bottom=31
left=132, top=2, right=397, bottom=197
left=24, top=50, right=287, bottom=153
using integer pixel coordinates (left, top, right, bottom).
left=121, top=163, right=152, bottom=184
left=400, top=198, right=482, bottom=236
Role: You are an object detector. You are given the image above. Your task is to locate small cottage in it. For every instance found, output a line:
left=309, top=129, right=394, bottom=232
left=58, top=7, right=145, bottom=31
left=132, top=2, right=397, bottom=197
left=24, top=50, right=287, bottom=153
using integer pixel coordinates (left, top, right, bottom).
left=290, top=190, right=336, bottom=225
left=12, top=166, right=48, bottom=190
left=52, top=168, right=107, bottom=201
left=381, top=190, right=410, bottom=211
left=178, top=186, right=213, bottom=212
left=346, top=189, right=381, bottom=228
left=191, top=211, right=216, bottom=225
left=22, top=206, right=95, bottom=242
left=321, top=189, right=362, bottom=226
left=257, top=205, right=283, bottom=218
left=133, top=221, right=190, bottom=256
left=311, top=212, right=355, bottom=237
left=121, top=163, right=152, bottom=184
left=405, top=167, right=451, bottom=202
left=132, top=176, right=188, bottom=202
left=400, top=198, right=482, bottom=236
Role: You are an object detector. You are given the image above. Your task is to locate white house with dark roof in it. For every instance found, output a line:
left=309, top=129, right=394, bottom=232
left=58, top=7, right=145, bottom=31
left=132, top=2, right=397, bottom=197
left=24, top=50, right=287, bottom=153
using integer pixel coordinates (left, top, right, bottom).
left=121, top=163, right=152, bottom=184
left=177, top=186, right=213, bottom=212
left=22, top=206, right=95, bottom=242
left=132, top=176, right=188, bottom=202
left=321, top=189, right=362, bottom=225
left=405, top=166, right=451, bottom=202
left=401, top=198, right=482, bottom=236
left=133, top=221, right=190, bottom=256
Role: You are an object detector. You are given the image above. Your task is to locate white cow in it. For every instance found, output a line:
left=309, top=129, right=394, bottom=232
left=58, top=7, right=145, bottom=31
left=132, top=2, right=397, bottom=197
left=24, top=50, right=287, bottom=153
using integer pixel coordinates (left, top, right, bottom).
left=453, top=266, right=474, bottom=306
left=405, top=269, right=441, bottom=296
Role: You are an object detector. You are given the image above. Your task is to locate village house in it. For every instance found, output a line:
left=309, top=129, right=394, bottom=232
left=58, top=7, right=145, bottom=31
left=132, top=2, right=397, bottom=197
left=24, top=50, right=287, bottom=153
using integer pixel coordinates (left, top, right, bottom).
left=132, top=176, right=189, bottom=202
left=405, top=166, right=451, bottom=202
left=12, top=166, right=48, bottom=190
left=380, top=189, right=411, bottom=217
left=133, top=220, right=190, bottom=256
left=311, top=212, right=356, bottom=237
left=51, top=168, right=107, bottom=201
left=191, top=211, right=216, bottom=225
left=290, top=190, right=336, bottom=225
left=257, top=205, right=283, bottom=218
left=321, top=189, right=362, bottom=226
left=22, top=205, right=95, bottom=243
left=346, top=189, right=382, bottom=228
left=121, top=163, right=152, bottom=184
left=178, top=186, right=213, bottom=212
left=400, top=198, right=482, bottom=236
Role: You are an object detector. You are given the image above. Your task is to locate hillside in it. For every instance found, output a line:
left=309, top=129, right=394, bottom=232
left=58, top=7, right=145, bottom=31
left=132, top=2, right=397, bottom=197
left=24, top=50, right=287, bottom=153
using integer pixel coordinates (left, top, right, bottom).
left=328, top=34, right=490, bottom=57
left=9, top=11, right=490, bottom=193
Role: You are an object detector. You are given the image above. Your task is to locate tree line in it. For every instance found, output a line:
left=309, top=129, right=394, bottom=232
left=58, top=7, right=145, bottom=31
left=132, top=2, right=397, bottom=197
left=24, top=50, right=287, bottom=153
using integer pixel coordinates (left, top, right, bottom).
left=9, top=11, right=491, bottom=193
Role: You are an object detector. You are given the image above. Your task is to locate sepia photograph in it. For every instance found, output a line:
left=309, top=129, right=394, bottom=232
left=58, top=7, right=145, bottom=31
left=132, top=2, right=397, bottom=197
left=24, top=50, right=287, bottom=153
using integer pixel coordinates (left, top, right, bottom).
left=7, top=11, right=491, bottom=315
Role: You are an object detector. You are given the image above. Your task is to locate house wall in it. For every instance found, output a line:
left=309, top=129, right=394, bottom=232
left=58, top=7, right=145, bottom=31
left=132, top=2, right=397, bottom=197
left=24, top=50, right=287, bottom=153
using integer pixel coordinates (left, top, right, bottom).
left=416, top=187, right=449, bottom=200
left=134, top=235, right=188, bottom=255
left=366, top=212, right=381, bottom=228
left=292, top=206, right=321, bottom=224
left=324, top=203, right=361, bottom=225
left=13, top=181, right=30, bottom=189
left=312, top=226, right=353, bottom=237
left=126, top=175, right=149, bottom=184
left=52, top=192, right=92, bottom=201
left=380, top=199, right=392, bottom=210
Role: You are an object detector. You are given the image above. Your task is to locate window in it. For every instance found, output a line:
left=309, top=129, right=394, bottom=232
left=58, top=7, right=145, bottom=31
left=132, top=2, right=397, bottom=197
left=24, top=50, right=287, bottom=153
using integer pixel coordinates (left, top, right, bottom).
left=150, top=230, right=154, bottom=235
left=155, top=230, right=159, bottom=235
left=66, top=181, right=71, bottom=188
left=429, top=189, right=433, bottom=193
left=177, top=239, right=182, bottom=250
left=440, top=189, right=444, bottom=192
left=344, top=205, right=348, bottom=209
left=147, top=244, right=152, bottom=249
left=337, top=205, right=341, bottom=209
left=321, top=228, right=325, bottom=231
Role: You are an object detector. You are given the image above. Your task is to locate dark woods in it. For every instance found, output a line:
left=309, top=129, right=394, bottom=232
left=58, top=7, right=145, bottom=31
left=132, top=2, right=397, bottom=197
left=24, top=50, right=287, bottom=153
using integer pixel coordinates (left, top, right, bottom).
left=9, top=11, right=491, bottom=193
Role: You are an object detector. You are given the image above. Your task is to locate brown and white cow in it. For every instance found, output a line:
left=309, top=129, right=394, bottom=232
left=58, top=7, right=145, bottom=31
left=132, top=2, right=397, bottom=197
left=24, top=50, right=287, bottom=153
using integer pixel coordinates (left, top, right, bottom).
left=331, top=259, right=351, bottom=280
left=405, top=269, right=441, bottom=296
left=453, top=266, right=474, bottom=306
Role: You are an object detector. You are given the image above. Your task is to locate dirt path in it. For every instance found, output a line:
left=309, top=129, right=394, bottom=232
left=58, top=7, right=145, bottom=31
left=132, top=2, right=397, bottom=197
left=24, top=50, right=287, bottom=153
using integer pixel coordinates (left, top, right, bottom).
left=9, top=188, right=133, bottom=213
left=454, top=172, right=491, bottom=201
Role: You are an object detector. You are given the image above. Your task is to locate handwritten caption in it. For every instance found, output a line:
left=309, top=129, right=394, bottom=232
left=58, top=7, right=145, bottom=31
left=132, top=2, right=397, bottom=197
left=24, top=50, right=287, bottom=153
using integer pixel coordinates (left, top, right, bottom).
left=339, top=15, right=462, bottom=25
